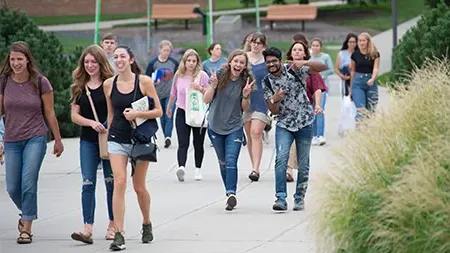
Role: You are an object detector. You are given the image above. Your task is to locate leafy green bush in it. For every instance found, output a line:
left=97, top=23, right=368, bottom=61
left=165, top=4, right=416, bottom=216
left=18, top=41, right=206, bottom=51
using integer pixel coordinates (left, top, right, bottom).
left=0, top=8, right=82, bottom=137
left=390, top=3, right=450, bottom=85
left=312, top=58, right=450, bottom=253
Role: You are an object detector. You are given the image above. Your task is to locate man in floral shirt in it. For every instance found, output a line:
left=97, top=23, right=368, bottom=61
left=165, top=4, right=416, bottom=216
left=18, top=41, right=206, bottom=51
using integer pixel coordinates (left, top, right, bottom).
left=262, top=47, right=326, bottom=211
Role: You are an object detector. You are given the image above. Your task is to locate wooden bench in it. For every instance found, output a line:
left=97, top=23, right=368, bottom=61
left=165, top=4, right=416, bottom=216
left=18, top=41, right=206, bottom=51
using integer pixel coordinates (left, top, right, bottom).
left=261, top=4, right=318, bottom=31
left=151, top=3, right=200, bottom=30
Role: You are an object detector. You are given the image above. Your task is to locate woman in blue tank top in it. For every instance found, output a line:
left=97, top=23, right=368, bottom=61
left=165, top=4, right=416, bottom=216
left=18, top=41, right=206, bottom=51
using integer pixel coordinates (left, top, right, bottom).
left=244, top=32, right=271, bottom=182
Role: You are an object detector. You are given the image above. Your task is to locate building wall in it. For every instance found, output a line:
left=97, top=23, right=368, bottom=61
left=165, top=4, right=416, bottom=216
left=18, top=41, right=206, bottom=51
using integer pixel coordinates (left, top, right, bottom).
left=7, top=0, right=209, bottom=17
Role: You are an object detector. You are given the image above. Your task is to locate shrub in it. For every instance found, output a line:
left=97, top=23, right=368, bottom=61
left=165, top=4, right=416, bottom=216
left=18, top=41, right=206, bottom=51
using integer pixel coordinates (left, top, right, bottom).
left=311, top=58, right=450, bottom=253
left=390, top=3, right=450, bottom=85
left=0, top=8, right=82, bottom=137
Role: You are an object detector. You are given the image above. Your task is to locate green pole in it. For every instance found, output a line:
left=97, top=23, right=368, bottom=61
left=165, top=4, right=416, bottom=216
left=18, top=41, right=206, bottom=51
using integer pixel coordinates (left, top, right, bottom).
left=255, top=0, right=260, bottom=32
left=94, top=0, right=101, bottom=44
left=208, top=0, right=213, bottom=45
left=147, top=0, right=152, bottom=54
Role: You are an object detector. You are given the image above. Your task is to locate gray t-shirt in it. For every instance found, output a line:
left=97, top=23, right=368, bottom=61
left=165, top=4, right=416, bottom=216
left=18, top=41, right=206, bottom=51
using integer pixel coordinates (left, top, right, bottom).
left=108, top=55, right=118, bottom=75
left=202, top=57, right=227, bottom=76
left=145, top=56, right=179, bottom=99
left=207, top=76, right=244, bottom=135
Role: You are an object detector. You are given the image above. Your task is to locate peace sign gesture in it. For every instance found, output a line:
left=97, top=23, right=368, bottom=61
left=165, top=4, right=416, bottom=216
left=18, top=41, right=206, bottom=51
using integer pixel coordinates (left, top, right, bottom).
left=243, top=77, right=255, bottom=97
left=209, top=70, right=218, bottom=88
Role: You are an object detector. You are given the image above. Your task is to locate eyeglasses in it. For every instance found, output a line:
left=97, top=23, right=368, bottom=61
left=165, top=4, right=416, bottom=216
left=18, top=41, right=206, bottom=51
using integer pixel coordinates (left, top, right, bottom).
left=265, top=59, right=279, bottom=65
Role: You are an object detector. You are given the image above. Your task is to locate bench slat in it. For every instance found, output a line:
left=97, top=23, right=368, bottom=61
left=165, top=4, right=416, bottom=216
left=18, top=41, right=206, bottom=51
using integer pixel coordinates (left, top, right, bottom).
left=151, top=3, right=199, bottom=20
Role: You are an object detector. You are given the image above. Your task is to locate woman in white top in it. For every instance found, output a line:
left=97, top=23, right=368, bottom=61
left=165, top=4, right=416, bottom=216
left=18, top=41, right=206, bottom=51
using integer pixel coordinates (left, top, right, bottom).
left=335, top=33, right=358, bottom=97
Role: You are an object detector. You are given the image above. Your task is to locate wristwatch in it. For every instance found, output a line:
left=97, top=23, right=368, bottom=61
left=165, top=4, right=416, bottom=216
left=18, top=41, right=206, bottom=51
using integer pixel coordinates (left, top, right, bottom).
left=270, top=98, right=277, bottom=104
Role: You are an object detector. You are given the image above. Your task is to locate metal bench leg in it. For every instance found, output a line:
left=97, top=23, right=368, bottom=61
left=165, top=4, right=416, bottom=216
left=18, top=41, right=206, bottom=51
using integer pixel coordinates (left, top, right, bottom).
left=185, top=20, right=188, bottom=29
left=270, top=21, right=274, bottom=30
left=155, top=19, right=158, bottom=30
left=302, top=20, right=305, bottom=31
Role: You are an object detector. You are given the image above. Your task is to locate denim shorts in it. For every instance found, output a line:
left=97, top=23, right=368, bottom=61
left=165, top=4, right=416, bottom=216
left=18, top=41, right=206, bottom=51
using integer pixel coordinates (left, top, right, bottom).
left=108, top=141, right=133, bottom=157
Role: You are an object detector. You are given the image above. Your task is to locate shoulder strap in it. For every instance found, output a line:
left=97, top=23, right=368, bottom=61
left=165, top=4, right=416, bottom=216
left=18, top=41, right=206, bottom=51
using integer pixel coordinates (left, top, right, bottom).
left=85, top=86, right=100, bottom=123
left=263, top=77, right=274, bottom=95
left=288, top=69, right=306, bottom=89
left=38, top=75, right=43, bottom=95
left=132, top=74, right=140, bottom=102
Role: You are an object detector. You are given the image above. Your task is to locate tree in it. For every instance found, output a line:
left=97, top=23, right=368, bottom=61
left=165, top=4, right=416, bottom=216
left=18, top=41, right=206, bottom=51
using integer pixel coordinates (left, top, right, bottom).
left=426, top=0, right=450, bottom=7
left=0, top=8, right=82, bottom=137
left=390, top=3, right=450, bottom=85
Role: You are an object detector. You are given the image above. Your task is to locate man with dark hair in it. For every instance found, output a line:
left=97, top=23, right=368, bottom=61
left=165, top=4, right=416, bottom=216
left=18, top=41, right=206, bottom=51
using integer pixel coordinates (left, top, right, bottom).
left=100, top=32, right=118, bottom=73
left=262, top=47, right=326, bottom=211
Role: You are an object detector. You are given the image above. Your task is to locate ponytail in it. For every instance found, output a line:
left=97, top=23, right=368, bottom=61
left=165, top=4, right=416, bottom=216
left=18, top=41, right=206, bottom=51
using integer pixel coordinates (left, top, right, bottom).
left=130, top=62, right=142, bottom=75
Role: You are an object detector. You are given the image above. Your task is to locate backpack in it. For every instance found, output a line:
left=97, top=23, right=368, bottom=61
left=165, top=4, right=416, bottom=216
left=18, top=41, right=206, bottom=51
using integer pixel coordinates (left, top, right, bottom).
left=2, top=75, right=52, bottom=142
left=263, top=68, right=306, bottom=96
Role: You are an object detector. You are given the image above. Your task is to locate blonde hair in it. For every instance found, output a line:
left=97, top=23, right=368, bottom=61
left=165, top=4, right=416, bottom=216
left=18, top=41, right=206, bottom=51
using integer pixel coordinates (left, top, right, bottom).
left=359, top=32, right=379, bottom=59
left=159, top=40, right=173, bottom=49
left=70, top=44, right=115, bottom=104
left=174, top=49, right=202, bottom=80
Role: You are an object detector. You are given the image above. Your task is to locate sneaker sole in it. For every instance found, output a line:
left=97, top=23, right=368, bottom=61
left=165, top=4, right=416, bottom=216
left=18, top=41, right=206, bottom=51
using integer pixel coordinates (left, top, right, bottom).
left=293, top=207, right=304, bottom=211
left=272, top=205, right=288, bottom=211
left=226, top=196, right=237, bottom=211
left=110, top=244, right=126, bottom=251
left=176, top=169, right=185, bottom=182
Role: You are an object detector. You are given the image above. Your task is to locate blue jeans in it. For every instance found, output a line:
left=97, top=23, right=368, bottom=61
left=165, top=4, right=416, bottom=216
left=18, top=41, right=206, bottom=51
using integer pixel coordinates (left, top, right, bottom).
left=80, top=140, right=114, bottom=224
left=274, top=124, right=313, bottom=200
left=352, top=72, right=378, bottom=121
left=313, top=91, right=327, bottom=137
left=208, top=127, right=244, bottom=195
left=160, top=97, right=176, bottom=138
left=5, top=135, right=47, bottom=221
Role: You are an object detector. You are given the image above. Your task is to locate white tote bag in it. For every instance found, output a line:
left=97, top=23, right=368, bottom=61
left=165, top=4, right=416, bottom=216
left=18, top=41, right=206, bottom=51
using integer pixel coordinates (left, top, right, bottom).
left=185, top=74, right=208, bottom=128
left=338, top=81, right=357, bottom=136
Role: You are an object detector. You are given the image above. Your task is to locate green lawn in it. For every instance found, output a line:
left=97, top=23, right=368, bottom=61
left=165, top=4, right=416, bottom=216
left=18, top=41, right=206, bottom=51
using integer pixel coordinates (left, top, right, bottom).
left=57, top=34, right=340, bottom=64
left=337, top=0, right=425, bottom=31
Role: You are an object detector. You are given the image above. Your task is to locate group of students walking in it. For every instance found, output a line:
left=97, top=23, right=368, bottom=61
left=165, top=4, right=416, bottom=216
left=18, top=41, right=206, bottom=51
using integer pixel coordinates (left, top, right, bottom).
left=0, top=29, right=380, bottom=251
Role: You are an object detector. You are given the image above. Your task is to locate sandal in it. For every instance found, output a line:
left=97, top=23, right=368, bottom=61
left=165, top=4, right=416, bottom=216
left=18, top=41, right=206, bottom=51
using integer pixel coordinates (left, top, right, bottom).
left=105, top=228, right=115, bottom=240
left=71, top=231, right=93, bottom=244
left=17, top=231, right=33, bottom=244
left=18, top=215, right=24, bottom=233
left=248, top=171, right=260, bottom=182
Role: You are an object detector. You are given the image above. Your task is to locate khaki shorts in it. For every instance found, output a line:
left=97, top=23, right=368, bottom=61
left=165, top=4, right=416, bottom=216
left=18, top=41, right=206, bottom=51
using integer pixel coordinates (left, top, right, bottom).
left=243, top=110, right=270, bottom=124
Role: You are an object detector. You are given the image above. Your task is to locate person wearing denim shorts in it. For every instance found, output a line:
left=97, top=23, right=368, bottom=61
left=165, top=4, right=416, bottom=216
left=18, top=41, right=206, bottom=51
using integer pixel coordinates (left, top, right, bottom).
left=204, top=49, right=254, bottom=211
left=69, top=45, right=116, bottom=244
left=103, top=45, right=163, bottom=251
left=0, top=41, right=64, bottom=244
left=350, top=33, right=380, bottom=121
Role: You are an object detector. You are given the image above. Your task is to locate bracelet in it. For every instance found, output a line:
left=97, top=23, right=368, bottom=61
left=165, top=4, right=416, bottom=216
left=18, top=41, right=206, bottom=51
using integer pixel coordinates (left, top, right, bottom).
left=243, top=94, right=249, bottom=100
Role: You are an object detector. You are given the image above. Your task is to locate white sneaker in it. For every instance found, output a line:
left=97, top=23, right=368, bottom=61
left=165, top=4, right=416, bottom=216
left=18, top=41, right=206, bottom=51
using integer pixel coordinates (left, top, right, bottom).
left=176, top=166, right=185, bottom=182
left=318, top=136, right=327, bottom=146
left=194, top=168, right=202, bottom=181
left=312, top=137, right=320, bottom=146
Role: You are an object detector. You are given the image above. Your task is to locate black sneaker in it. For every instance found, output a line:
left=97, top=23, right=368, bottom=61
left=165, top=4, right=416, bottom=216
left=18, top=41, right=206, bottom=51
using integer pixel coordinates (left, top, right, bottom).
left=164, top=138, right=171, bottom=148
left=272, top=198, right=288, bottom=211
left=109, top=232, right=126, bottom=251
left=142, top=222, right=154, bottom=243
left=293, top=199, right=305, bottom=211
left=225, top=194, right=237, bottom=211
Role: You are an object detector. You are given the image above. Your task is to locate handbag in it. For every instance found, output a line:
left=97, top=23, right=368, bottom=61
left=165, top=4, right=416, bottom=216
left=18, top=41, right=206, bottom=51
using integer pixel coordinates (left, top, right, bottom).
left=185, top=73, right=208, bottom=128
left=129, top=75, right=159, bottom=165
left=85, top=86, right=109, bottom=160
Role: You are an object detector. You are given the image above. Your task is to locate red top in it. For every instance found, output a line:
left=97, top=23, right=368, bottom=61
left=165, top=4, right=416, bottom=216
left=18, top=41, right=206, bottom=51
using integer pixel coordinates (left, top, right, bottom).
left=306, top=73, right=327, bottom=104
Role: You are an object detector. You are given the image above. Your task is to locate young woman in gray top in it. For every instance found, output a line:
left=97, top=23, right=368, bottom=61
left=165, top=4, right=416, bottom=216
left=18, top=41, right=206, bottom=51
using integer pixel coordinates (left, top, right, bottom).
left=204, top=49, right=255, bottom=211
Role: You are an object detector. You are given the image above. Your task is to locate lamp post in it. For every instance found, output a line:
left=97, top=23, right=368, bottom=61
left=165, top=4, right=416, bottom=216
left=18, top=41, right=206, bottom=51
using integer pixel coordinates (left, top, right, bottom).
left=208, top=0, right=213, bottom=45
left=392, top=0, right=398, bottom=62
left=255, top=0, right=260, bottom=32
left=147, top=0, right=152, bottom=54
left=94, top=0, right=101, bottom=44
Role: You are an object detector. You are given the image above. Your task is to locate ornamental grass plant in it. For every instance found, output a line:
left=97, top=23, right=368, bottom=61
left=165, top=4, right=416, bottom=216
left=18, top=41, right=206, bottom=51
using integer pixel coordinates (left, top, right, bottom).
left=311, top=58, right=450, bottom=253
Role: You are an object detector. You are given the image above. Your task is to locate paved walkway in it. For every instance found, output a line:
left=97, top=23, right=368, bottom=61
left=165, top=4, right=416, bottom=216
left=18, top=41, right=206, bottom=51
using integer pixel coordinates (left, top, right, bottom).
left=39, top=1, right=345, bottom=32
left=0, top=16, right=417, bottom=253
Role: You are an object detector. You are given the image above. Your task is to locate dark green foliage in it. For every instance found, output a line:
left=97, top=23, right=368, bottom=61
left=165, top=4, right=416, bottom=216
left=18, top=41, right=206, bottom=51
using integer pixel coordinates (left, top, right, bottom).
left=390, top=3, right=450, bottom=85
left=0, top=8, right=83, bottom=137
left=425, top=0, right=450, bottom=8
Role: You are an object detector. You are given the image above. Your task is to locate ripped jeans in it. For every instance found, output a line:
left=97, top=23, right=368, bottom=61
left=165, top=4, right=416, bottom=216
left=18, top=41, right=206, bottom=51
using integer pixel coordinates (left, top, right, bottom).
left=208, top=127, right=244, bottom=195
left=80, top=140, right=114, bottom=224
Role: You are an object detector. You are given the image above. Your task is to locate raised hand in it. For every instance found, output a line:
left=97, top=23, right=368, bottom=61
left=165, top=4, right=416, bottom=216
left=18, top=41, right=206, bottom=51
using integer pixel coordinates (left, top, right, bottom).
left=287, top=60, right=308, bottom=70
left=209, top=70, right=218, bottom=88
left=272, top=88, right=287, bottom=103
left=243, top=77, right=255, bottom=97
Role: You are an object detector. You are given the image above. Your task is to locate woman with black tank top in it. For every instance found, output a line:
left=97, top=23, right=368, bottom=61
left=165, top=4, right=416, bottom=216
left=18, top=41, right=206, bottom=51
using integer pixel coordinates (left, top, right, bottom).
left=103, top=45, right=162, bottom=251
left=350, top=32, right=380, bottom=121
left=69, top=45, right=115, bottom=244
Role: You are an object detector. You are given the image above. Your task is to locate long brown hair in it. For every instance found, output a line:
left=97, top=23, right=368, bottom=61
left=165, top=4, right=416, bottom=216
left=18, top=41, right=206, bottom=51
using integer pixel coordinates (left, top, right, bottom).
left=286, top=41, right=311, bottom=61
left=359, top=32, right=379, bottom=59
left=70, top=44, right=115, bottom=104
left=0, top=41, right=41, bottom=89
left=217, top=49, right=254, bottom=91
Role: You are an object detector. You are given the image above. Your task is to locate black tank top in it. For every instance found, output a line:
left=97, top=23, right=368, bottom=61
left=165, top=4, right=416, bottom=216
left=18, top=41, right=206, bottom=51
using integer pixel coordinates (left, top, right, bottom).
left=108, top=74, right=144, bottom=144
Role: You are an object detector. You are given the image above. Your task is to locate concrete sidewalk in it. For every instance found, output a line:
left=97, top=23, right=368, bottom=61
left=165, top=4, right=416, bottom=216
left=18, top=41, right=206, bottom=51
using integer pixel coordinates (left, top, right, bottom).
left=39, top=1, right=345, bottom=32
